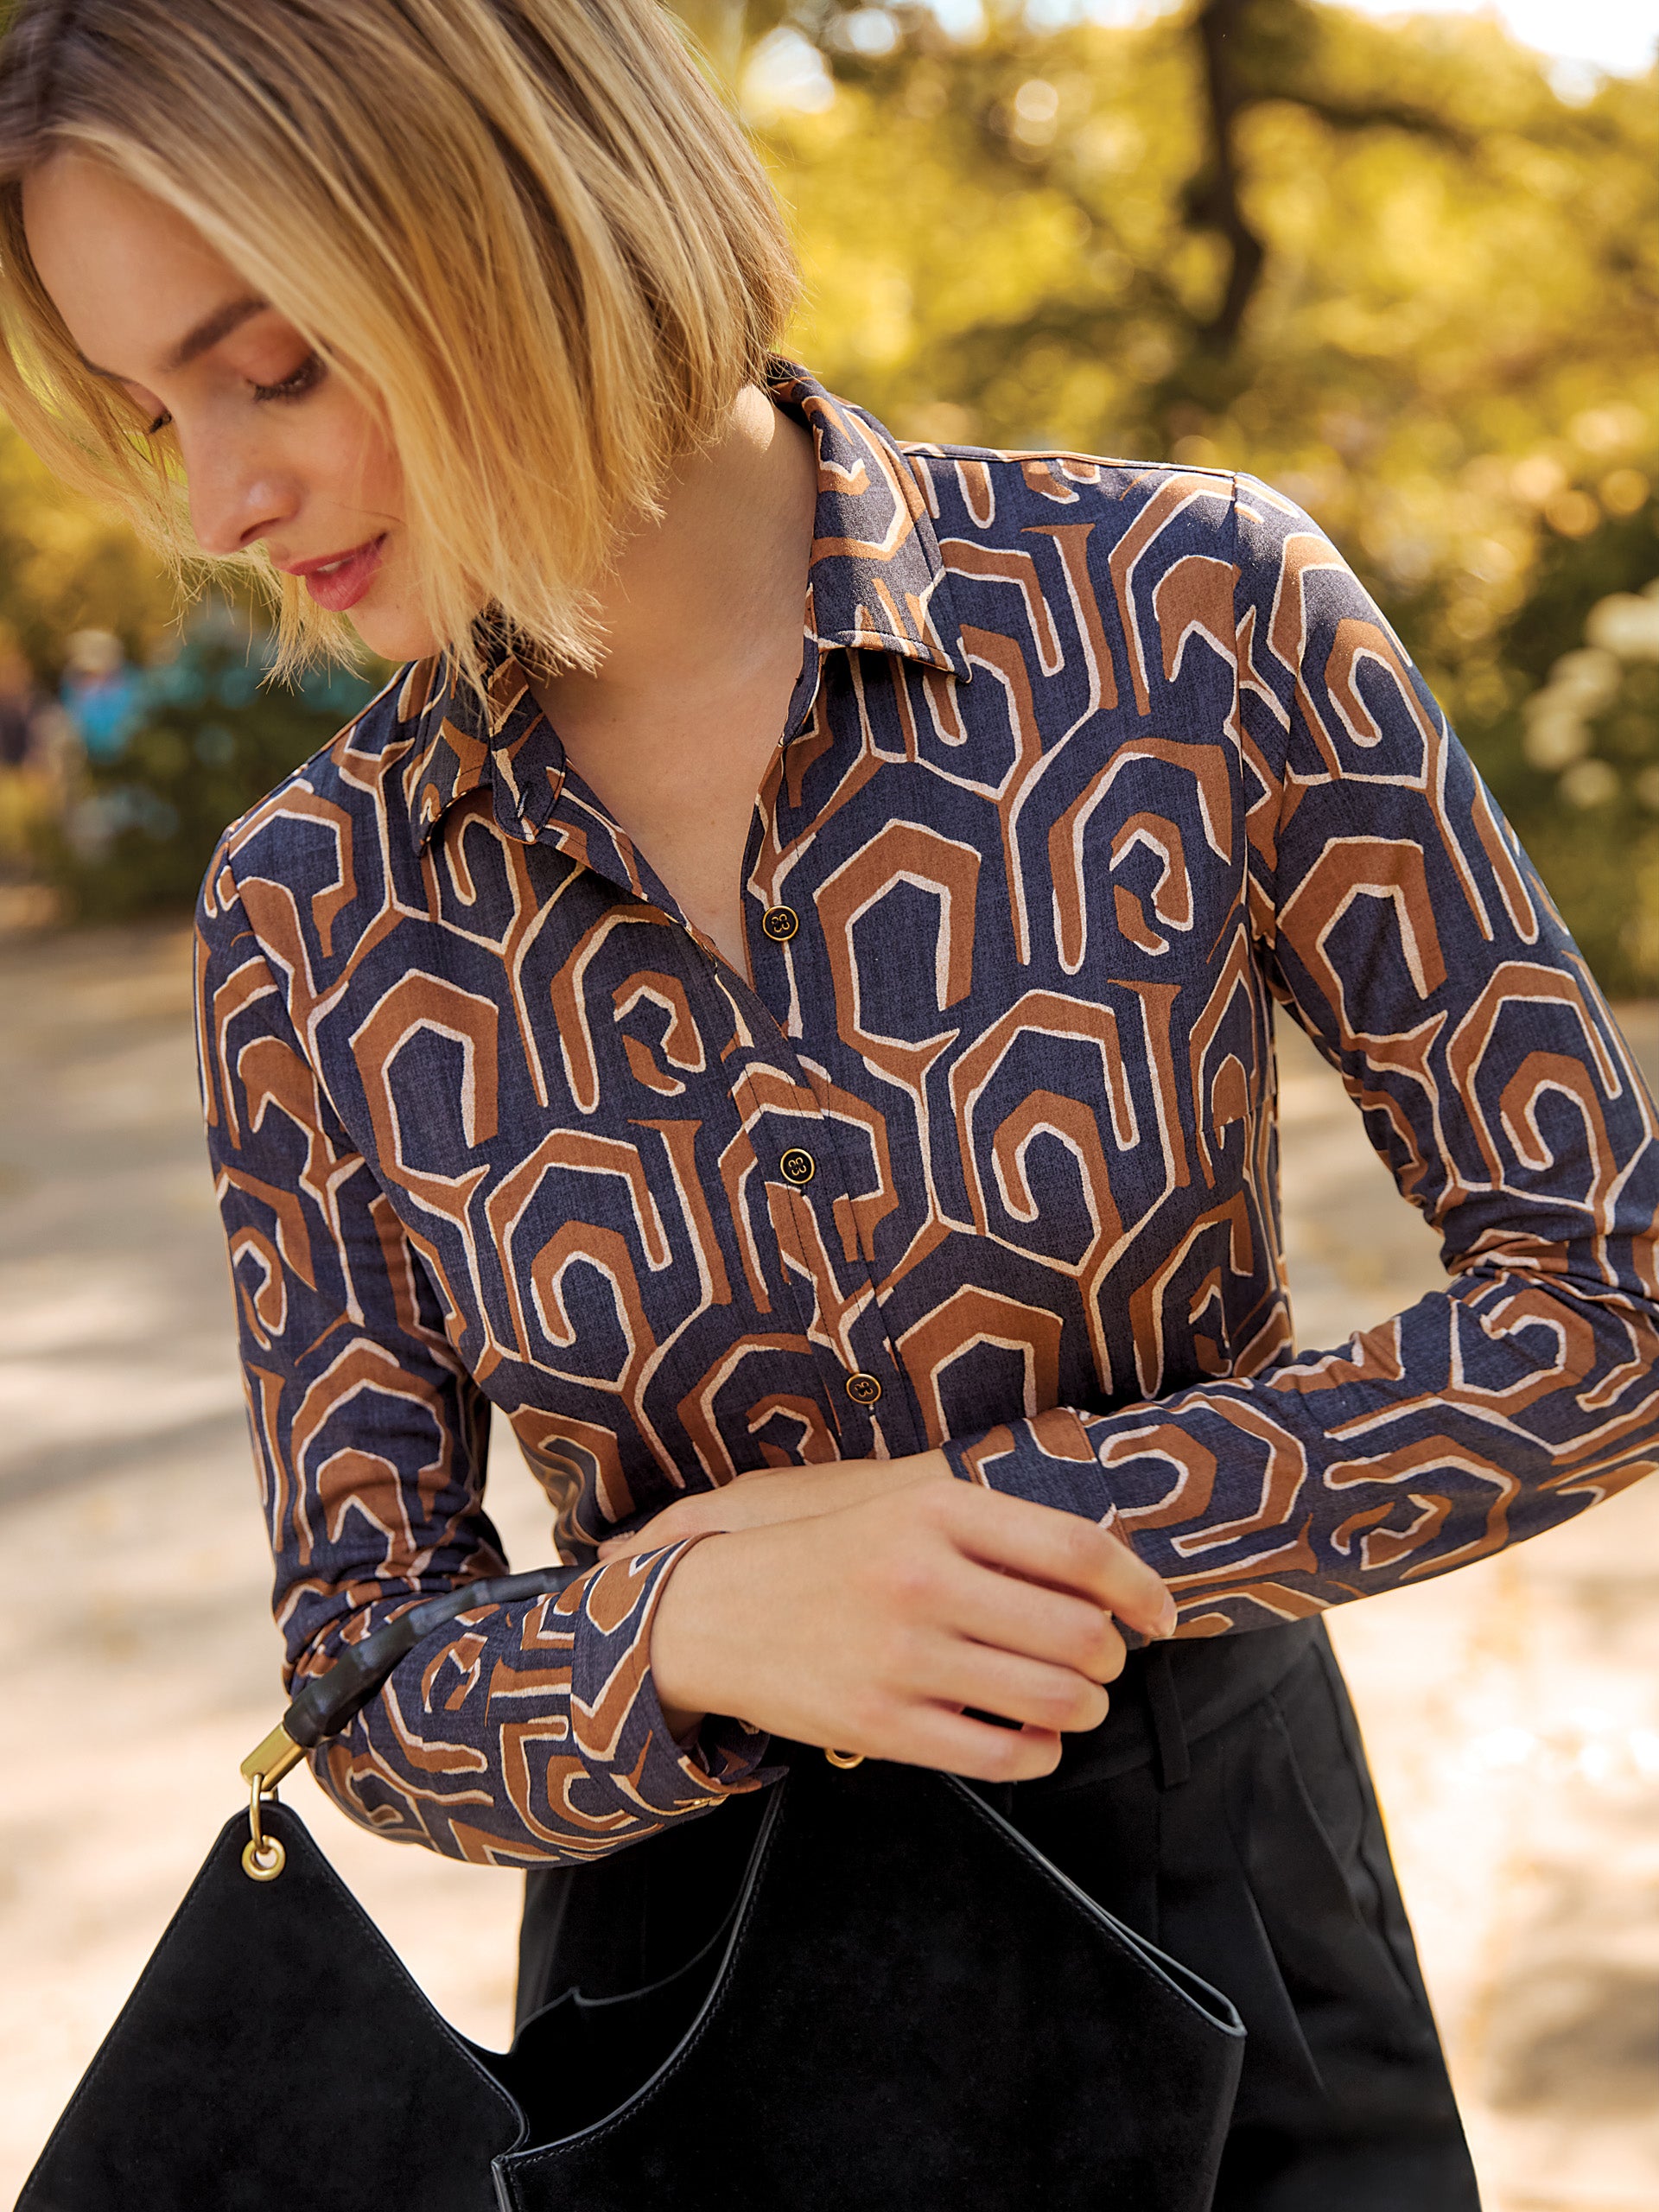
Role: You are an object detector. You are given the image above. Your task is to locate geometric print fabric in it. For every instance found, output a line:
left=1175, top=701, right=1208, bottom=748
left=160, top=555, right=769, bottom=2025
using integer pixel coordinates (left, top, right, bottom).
left=194, top=365, right=1659, bottom=1863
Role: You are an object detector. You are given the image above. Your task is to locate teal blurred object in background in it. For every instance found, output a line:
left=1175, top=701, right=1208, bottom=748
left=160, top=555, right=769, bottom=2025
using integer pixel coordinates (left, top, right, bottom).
left=54, top=609, right=380, bottom=920
left=60, top=632, right=144, bottom=766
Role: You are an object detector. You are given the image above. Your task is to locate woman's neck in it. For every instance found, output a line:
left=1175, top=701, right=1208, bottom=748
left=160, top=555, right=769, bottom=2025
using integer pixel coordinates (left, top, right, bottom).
left=577, top=383, right=817, bottom=694
left=527, top=384, right=820, bottom=975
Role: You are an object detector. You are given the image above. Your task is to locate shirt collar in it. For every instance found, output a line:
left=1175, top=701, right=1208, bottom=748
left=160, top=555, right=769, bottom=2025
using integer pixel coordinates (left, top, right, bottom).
left=401, top=365, right=967, bottom=855
left=769, top=363, right=969, bottom=680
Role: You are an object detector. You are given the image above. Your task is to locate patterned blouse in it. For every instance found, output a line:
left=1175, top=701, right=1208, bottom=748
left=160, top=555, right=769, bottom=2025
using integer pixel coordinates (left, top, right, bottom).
left=196, top=366, right=1659, bottom=1864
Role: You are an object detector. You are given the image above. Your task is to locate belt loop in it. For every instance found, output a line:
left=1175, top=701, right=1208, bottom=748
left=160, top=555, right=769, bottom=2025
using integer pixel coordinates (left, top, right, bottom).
left=1143, top=1643, right=1191, bottom=1790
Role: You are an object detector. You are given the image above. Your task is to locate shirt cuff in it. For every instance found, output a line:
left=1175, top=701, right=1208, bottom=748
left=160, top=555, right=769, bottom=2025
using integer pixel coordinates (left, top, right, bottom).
left=941, top=1406, right=1111, bottom=1519
left=566, top=1541, right=772, bottom=1817
left=941, top=1410, right=1184, bottom=1644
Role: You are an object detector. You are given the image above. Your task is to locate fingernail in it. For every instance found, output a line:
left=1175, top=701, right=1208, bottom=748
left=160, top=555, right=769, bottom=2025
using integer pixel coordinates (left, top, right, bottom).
left=1155, top=1598, right=1179, bottom=1639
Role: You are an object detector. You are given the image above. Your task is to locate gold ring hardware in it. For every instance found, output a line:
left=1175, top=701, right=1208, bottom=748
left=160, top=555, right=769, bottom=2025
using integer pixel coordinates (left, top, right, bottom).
left=242, top=1773, right=287, bottom=1884
left=823, top=1747, right=866, bottom=1770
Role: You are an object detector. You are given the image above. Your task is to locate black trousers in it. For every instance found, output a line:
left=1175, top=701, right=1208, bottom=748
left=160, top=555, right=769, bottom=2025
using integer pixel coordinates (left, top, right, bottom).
left=518, top=1621, right=1481, bottom=2210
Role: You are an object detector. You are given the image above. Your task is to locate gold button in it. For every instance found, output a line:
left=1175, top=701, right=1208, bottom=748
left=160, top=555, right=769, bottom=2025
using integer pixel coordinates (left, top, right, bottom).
left=844, top=1370, right=882, bottom=1406
left=761, top=905, right=799, bottom=943
left=780, top=1147, right=816, bottom=1186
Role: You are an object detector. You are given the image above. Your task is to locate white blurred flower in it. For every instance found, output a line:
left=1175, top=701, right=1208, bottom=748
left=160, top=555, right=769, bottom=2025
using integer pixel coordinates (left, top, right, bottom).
left=1547, top=645, right=1623, bottom=707
left=839, top=8, right=899, bottom=55
left=1459, top=1710, right=1659, bottom=1792
left=1560, top=756, right=1619, bottom=808
left=741, top=27, right=835, bottom=118
left=1517, top=594, right=1658, bottom=792
left=1585, top=582, right=1659, bottom=661
left=1510, top=454, right=1566, bottom=505
left=1522, top=700, right=1592, bottom=769
left=1011, top=77, right=1060, bottom=143
left=1471, top=1725, right=1539, bottom=1770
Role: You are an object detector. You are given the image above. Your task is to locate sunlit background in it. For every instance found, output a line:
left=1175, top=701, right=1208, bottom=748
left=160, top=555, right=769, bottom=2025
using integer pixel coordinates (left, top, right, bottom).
left=0, top=4, right=1655, bottom=2206
left=3, top=0, right=1656, bottom=983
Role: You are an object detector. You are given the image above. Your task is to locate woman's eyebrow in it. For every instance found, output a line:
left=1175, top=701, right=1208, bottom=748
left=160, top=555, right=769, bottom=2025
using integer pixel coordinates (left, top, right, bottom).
left=78, top=293, right=268, bottom=380
left=162, top=294, right=267, bottom=370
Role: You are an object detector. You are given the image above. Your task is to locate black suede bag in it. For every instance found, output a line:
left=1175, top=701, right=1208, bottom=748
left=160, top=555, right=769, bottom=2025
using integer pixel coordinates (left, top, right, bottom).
left=19, top=1572, right=1245, bottom=2212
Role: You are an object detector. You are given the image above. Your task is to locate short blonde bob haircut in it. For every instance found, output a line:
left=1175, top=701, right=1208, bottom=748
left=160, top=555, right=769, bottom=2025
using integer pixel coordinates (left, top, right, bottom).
left=0, top=0, right=798, bottom=678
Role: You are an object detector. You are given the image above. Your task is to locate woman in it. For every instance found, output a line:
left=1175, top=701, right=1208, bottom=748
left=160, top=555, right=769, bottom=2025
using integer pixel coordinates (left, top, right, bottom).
left=3, top=2, right=1655, bottom=2202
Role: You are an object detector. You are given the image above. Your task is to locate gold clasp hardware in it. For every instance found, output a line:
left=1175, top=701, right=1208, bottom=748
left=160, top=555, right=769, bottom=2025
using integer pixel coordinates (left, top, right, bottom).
left=823, top=1747, right=865, bottom=1770
left=239, top=1721, right=302, bottom=1883
left=243, top=1773, right=287, bottom=1883
left=239, top=1721, right=303, bottom=1792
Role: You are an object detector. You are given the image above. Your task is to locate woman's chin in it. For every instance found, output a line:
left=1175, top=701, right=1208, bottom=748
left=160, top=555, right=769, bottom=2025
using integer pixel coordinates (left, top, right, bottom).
left=346, top=596, right=444, bottom=665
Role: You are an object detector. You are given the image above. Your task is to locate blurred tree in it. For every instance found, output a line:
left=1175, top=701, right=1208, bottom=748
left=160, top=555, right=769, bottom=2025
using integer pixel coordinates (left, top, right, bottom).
left=677, top=0, right=791, bottom=75
left=0, top=422, right=175, bottom=681
left=1464, top=508, right=1659, bottom=987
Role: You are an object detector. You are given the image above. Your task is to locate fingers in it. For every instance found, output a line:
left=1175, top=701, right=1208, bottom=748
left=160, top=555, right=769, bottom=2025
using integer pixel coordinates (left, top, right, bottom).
left=935, top=1560, right=1129, bottom=1686
left=920, top=1639, right=1112, bottom=1736
left=598, top=1487, right=741, bottom=1558
left=648, top=1497, right=1161, bottom=1787
left=906, top=1710, right=1067, bottom=1783
left=857, top=1704, right=1068, bottom=1784
left=927, top=1484, right=1177, bottom=1639
left=601, top=1463, right=911, bottom=1558
left=597, top=1497, right=704, bottom=1560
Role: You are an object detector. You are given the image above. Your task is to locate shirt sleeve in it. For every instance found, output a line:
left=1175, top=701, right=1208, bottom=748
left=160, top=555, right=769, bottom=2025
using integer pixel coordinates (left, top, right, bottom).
left=196, top=841, right=769, bottom=1861
left=941, top=473, right=1659, bottom=1633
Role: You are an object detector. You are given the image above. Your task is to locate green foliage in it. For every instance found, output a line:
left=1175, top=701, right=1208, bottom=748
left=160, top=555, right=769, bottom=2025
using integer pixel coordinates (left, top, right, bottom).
left=51, top=617, right=379, bottom=921
left=0, top=417, right=176, bottom=678
left=1471, top=524, right=1659, bottom=988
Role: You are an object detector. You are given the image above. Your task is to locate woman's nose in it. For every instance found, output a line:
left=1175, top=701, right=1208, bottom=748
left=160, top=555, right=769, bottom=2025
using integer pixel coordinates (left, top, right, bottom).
left=182, top=433, right=299, bottom=557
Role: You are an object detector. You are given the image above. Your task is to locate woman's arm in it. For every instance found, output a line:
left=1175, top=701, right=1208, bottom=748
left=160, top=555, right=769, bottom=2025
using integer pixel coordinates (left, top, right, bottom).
left=849, top=480, right=1659, bottom=1635
left=197, top=843, right=772, bottom=1862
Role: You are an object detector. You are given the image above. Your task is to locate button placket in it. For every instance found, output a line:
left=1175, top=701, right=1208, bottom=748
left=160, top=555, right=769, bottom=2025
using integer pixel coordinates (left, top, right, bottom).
left=728, top=694, right=929, bottom=1455
left=753, top=1092, right=917, bottom=1446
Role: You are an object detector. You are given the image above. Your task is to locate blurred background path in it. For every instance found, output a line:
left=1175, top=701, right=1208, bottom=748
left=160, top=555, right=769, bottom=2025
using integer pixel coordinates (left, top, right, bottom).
left=1, top=917, right=1656, bottom=2207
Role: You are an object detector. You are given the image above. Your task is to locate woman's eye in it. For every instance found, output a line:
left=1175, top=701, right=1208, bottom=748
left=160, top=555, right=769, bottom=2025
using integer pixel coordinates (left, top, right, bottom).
left=118, top=383, right=169, bottom=435
left=250, top=352, right=325, bottom=405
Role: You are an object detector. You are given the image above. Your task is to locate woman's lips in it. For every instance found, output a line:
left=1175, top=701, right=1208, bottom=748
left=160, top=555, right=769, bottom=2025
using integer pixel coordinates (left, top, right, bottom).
left=289, top=534, right=386, bottom=613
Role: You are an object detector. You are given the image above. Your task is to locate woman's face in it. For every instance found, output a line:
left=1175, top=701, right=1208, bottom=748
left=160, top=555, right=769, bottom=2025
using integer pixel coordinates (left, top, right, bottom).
left=22, top=153, right=440, bottom=661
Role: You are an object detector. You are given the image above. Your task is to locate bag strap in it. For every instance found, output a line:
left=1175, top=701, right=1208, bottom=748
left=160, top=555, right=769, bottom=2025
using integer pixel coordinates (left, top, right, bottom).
left=240, top=1565, right=584, bottom=1791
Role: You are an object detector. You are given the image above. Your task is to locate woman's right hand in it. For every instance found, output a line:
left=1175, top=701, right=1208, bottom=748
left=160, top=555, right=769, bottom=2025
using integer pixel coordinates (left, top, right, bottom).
left=647, top=1480, right=1176, bottom=1782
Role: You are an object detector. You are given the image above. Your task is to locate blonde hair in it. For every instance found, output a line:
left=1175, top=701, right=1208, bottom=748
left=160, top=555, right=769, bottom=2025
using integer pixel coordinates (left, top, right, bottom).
left=0, top=0, right=798, bottom=679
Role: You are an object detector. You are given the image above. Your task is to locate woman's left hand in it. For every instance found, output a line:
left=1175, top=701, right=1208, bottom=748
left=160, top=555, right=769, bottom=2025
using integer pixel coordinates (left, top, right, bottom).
left=596, top=1452, right=952, bottom=1559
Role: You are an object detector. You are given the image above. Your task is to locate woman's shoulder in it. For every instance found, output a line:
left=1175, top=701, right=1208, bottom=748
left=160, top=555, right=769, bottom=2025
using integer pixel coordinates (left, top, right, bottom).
left=197, top=658, right=434, bottom=943
left=899, top=434, right=1326, bottom=575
